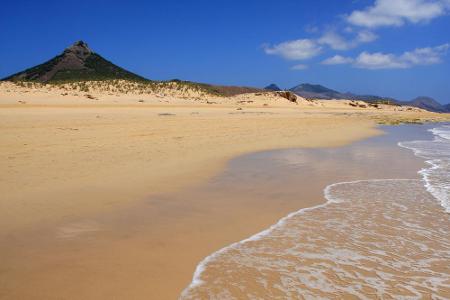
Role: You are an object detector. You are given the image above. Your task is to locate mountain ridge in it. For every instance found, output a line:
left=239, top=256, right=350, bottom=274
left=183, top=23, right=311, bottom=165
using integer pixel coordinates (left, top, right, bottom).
left=401, top=96, right=449, bottom=113
left=281, top=82, right=448, bottom=112
left=289, top=83, right=398, bottom=104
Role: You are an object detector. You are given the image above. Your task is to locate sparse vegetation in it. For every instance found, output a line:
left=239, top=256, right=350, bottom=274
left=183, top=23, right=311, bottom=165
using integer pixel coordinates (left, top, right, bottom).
left=6, top=78, right=262, bottom=98
left=364, top=99, right=400, bottom=106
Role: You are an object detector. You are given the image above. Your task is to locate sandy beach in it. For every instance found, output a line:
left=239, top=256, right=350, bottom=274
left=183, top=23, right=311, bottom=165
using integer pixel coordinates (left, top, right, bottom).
left=2, top=1, right=450, bottom=297
left=1, top=82, right=450, bottom=299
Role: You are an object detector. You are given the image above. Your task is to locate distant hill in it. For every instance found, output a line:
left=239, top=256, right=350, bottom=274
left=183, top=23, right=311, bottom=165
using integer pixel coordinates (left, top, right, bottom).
left=289, top=83, right=397, bottom=103
left=3, top=41, right=147, bottom=82
left=445, top=104, right=450, bottom=112
left=264, top=83, right=282, bottom=91
left=289, top=83, right=448, bottom=112
left=289, top=83, right=342, bottom=100
left=401, top=96, right=450, bottom=113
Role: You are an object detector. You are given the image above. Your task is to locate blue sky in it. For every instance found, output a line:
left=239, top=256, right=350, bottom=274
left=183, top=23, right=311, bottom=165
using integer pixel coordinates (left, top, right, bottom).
left=1, top=0, right=449, bottom=103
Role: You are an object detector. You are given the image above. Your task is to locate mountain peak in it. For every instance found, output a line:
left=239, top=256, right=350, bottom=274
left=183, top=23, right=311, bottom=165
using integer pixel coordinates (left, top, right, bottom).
left=65, top=40, right=92, bottom=54
left=73, top=40, right=89, bottom=47
left=295, top=83, right=338, bottom=94
left=62, top=41, right=93, bottom=62
left=406, top=96, right=448, bottom=113
left=290, top=83, right=341, bottom=99
left=3, top=41, right=147, bottom=82
left=264, top=83, right=281, bottom=91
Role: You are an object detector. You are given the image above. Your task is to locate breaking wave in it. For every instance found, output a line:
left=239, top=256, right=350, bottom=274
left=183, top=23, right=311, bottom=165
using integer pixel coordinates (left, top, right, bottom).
left=399, top=124, right=450, bottom=213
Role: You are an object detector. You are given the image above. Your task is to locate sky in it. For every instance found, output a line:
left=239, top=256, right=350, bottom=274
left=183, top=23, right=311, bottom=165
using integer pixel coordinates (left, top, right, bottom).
left=1, top=0, right=450, bottom=103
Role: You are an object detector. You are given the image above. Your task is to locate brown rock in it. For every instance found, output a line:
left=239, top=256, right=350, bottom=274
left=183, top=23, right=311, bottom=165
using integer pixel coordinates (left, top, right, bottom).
left=276, top=91, right=297, bottom=103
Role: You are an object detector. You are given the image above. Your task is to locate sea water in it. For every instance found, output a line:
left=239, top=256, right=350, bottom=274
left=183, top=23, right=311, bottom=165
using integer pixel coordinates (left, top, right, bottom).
left=181, top=125, right=450, bottom=299
left=399, top=124, right=450, bottom=213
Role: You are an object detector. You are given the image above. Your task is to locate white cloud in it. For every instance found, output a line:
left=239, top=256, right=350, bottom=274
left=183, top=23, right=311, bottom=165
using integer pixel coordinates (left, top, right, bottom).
left=322, top=55, right=354, bottom=65
left=344, top=26, right=354, bottom=33
left=354, top=43, right=449, bottom=69
left=401, top=43, right=449, bottom=64
left=356, top=30, right=378, bottom=43
left=355, top=52, right=408, bottom=69
left=318, top=30, right=378, bottom=50
left=264, top=39, right=322, bottom=60
left=347, top=0, right=450, bottom=28
left=264, top=1, right=449, bottom=69
left=291, top=64, right=308, bottom=70
left=318, top=31, right=352, bottom=50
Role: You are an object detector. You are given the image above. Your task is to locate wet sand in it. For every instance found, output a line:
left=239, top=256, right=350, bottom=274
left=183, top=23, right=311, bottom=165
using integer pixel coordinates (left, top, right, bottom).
left=0, top=105, right=380, bottom=235
left=0, top=125, right=432, bottom=299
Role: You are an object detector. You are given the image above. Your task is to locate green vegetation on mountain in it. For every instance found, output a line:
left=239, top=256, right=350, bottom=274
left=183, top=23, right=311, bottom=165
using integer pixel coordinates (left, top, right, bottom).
left=49, top=52, right=148, bottom=82
left=3, top=41, right=147, bottom=83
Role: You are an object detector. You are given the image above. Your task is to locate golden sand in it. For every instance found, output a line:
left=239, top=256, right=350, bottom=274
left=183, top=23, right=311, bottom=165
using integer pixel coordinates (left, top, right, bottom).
left=1, top=82, right=449, bottom=299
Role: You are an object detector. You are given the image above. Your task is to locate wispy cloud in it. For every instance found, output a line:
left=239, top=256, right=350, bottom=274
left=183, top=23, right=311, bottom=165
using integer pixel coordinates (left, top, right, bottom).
left=322, top=55, right=354, bottom=65
left=355, top=44, right=449, bottom=69
left=322, top=44, right=449, bottom=69
left=401, top=44, right=450, bottom=65
left=304, top=25, right=319, bottom=34
left=354, top=52, right=409, bottom=69
left=318, top=31, right=352, bottom=50
left=291, top=64, right=309, bottom=70
left=347, top=0, right=450, bottom=28
left=356, top=30, right=378, bottom=43
left=264, top=39, right=322, bottom=60
left=318, top=30, right=378, bottom=50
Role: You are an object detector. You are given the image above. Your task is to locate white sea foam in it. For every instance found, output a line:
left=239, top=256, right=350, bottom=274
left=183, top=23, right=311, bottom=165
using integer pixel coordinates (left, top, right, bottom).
left=431, top=125, right=450, bottom=140
left=181, top=179, right=450, bottom=299
left=399, top=124, right=450, bottom=213
left=181, top=186, right=336, bottom=297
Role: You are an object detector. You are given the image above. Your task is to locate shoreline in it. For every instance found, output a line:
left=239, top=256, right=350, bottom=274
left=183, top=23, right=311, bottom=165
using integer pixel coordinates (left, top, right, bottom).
left=175, top=124, right=429, bottom=298
left=398, top=123, right=450, bottom=213
left=181, top=178, right=421, bottom=298
left=1, top=123, right=427, bottom=300
left=1, top=97, right=449, bottom=299
left=177, top=124, right=436, bottom=298
left=1, top=134, right=385, bottom=300
left=180, top=124, right=450, bottom=299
